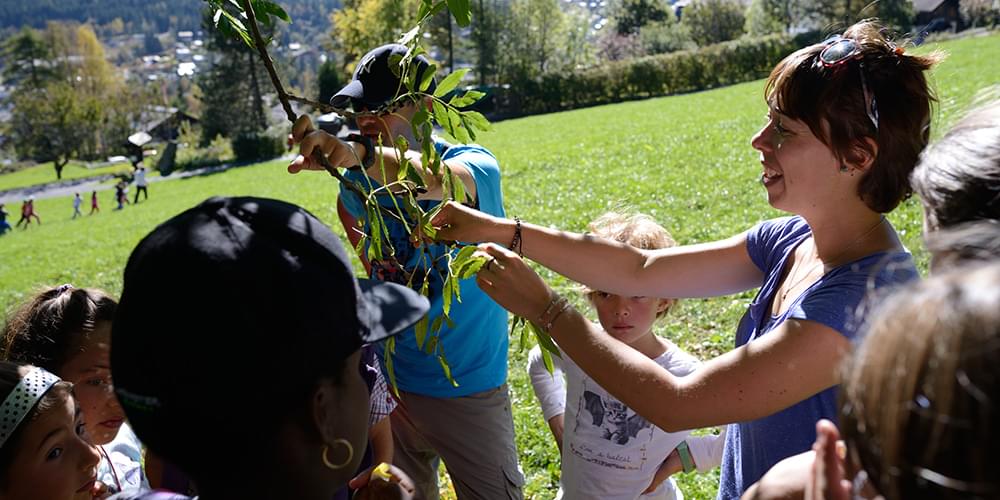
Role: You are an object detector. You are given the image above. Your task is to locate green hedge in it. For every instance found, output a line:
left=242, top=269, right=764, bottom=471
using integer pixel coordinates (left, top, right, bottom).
left=232, top=131, right=285, bottom=163
left=509, top=34, right=797, bottom=115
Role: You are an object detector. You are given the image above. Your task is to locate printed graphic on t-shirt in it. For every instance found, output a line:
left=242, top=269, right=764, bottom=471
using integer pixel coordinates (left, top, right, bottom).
left=570, top=382, right=654, bottom=471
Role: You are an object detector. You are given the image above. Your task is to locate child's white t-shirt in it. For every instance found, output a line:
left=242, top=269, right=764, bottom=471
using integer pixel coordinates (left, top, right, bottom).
left=528, top=339, right=709, bottom=500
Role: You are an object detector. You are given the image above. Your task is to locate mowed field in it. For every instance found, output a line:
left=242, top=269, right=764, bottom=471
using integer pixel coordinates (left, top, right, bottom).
left=2, top=31, right=999, bottom=499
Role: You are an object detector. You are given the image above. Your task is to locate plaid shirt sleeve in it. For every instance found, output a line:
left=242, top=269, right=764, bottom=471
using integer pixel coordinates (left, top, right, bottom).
left=367, top=354, right=397, bottom=426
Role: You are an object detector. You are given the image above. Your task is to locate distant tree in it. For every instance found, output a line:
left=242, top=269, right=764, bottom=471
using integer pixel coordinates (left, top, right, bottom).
left=812, top=0, right=913, bottom=32
left=681, top=0, right=746, bottom=46
left=9, top=83, right=92, bottom=179
left=471, top=0, right=504, bottom=85
left=609, top=0, right=672, bottom=35
left=143, top=32, right=163, bottom=55
left=744, top=0, right=794, bottom=36
left=108, top=17, right=125, bottom=35
left=961, top=0, right=1000, bottom=27
left=317, top=59, right=342, bottom=105
left=330, top=0, right=420, bottom=70
left=640, top=16, right=697, bottom=55
left=5, top=23, right=138, bottom=178
left=2, top=27, right=55, bottom=87
left=497, top=0, right=593, bottom=83
left=197, top=5, right=272, bottom=145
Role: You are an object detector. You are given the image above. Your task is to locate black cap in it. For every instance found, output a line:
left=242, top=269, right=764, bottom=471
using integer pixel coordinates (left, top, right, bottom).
left=331, top=44, right=436, bottom=110
left=110, top=197, right=428, bottom=440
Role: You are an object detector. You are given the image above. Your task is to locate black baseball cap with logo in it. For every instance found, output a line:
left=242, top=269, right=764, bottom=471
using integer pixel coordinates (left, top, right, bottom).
left=330, top=43, right=437, bottom=111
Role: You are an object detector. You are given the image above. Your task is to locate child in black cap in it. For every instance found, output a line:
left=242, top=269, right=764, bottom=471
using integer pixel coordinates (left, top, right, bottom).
left=108, top=196, right=429, bottom=500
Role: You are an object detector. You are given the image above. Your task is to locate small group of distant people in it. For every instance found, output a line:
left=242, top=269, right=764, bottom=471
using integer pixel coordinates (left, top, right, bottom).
left=1, top=18, right=1000, bottom=500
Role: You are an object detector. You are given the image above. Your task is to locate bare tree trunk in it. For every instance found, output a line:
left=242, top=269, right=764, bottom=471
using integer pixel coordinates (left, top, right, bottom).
left=248, top=50, right=266, bottom=131
left=54, top=157, right=68, bottom=179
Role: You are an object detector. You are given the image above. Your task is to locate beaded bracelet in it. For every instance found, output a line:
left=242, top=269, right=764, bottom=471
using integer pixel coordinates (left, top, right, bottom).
left=510, top=216, right=523, bottom=257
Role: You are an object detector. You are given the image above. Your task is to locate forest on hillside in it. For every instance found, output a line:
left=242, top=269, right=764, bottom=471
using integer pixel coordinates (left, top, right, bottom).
left=0, top=0, right=339, bottom=36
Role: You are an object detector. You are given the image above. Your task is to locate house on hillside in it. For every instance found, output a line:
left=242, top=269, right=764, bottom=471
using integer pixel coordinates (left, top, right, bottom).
left=913, top=0, right=963, bottom=31
left=135, top=106, right=199, bottom=142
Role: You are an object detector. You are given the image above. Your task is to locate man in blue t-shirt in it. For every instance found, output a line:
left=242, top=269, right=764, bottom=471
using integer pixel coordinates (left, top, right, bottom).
left=288, top=44, right=522, bottom=500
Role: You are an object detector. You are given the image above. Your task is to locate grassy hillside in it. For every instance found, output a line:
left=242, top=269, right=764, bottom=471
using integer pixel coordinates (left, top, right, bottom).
left=1, top=31, right=998, bottom=499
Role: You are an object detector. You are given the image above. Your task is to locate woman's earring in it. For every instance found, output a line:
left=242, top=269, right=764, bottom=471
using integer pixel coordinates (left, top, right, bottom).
left=839, top=165, right=850, bottom=172
left=321, top=438, right=354, bottom=470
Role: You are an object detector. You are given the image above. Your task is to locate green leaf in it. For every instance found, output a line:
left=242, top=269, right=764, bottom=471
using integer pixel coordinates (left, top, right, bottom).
left=414, top=315, right=429, bottom=349
left=448, top=90, right=485, bottom=108
left=431, top=315, right=445, bottom=334
left=418, top=0, right=447, bottom=21
left=452, top=165, right=467, bottom=203
left=456, top=255, right=488, bottom=279
left=442, top=275, right=453, bottom=316
left=398, top=25, right=420, bottom=46
left=516, top=316, right=530, bottom=352
left=419, top=64, right=438, bottom=93
left=423, top=335, right=438, bottom=355
left=448, top=108, right=472, bottom=143
left=445, top=0, right=472, bottom=27
left=450, top=245, right=478, bottom=270
left=541, top=345, right=555, bottom=374
left=213, top=8, right=223, bottom=26
left=434, top=69, right=469, bottom=98
left=431, top=99, right=451, bottom=130
left=412, top=107, right=431, bottom=128
left=438, top=353, right=460, bottom=387
left=461, top=110, right=493, bottom=132
left=384, top=337, right=400, bottom=397
left=387, top=54, right=404, bottom=79
left=529, top=321, right=562, bottom=359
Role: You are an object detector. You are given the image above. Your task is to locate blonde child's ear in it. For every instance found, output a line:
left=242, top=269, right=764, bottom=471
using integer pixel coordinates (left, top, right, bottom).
left=657, top=298, right=676, bottom=315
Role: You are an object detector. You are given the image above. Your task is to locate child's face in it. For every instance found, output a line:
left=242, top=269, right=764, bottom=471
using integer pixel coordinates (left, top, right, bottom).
left=2, top=387, right=103, bottom=500
left=590, top=292, right=670, bottom=345
left=59, top=321, right=125, bottom=445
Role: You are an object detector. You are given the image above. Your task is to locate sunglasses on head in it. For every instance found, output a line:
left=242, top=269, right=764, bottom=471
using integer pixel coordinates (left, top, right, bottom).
left=818, top=36, right=879, bottom=132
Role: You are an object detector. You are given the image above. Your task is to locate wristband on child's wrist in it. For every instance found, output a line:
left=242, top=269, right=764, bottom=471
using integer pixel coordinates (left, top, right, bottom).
left=345, top=133, right=375, bottom=168
left=676, top=441, right=695, bottom=473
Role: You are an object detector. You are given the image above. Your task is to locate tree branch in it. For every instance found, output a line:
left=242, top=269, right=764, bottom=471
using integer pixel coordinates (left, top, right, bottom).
left=234, top=0, right=406, bottom=225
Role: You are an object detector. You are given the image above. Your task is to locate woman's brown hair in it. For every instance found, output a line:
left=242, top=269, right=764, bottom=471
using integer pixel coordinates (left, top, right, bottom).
left=765, top=19, right=942, bottom=213
left=839, top=262, right=1000, bottom=499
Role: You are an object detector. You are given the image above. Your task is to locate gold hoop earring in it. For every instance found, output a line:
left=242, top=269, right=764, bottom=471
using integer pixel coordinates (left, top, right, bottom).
left=322, top=438, right=354, bottom=470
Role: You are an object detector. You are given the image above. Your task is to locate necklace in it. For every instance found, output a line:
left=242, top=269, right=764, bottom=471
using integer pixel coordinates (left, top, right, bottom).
left=779, top=216, right=887, bottom=302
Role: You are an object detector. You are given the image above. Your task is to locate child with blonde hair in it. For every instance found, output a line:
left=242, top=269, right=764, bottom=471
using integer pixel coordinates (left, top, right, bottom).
left=528, top=212, right=723, bottom=500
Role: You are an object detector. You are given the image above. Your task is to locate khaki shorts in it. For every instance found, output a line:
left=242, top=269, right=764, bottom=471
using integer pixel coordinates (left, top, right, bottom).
left=390, top=385, right=525, bottom=500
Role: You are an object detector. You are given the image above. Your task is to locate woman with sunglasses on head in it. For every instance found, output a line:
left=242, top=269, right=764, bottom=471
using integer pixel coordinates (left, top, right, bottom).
left=430, top=20, right=939, bottom=498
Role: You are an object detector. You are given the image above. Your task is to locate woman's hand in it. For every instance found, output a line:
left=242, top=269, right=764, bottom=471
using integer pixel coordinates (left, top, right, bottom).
left=431, top=201, right=509, bottom=245
left=350, top=463, right=417, bottom=500
left=474, top=243, right=554, bottom=320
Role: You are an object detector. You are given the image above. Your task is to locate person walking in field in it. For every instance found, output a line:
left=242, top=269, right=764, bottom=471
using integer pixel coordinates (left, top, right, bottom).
left=15, top=197, right=40, bottom=228
left=133, top=166, right=148, bottom=203
left=0, top=204, right=11, bottom=235
left=90, top=190, right=100, bottom=214
left=72, top=192, right=83, bottom=219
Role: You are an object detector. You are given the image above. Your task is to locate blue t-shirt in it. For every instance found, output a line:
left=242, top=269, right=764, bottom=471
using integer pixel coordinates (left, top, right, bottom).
left=717, top=216, right=918, bottom=499
left=339, top=139, right=508, bottom=398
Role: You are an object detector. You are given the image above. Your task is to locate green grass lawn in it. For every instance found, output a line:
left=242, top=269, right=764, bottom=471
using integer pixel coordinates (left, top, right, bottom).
left=2, top=31, right=998, bottom=499
left=0, top=161, right=141, bottom=193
